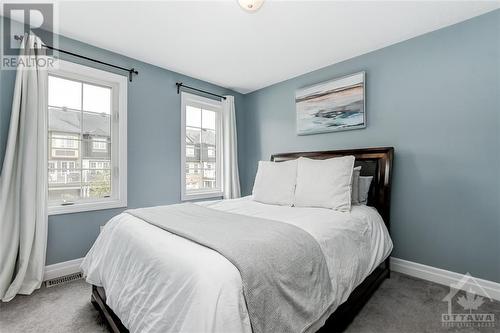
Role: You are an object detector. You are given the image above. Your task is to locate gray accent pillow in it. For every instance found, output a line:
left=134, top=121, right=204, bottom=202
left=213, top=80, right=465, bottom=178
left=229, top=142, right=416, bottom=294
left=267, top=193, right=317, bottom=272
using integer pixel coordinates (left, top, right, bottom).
left=351, top=166, right=361, bottom=205
left=358, top=176, right=373, bottom=205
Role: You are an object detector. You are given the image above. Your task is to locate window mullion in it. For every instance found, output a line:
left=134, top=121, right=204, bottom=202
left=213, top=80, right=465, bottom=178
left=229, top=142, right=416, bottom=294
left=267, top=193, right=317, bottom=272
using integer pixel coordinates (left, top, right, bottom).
left=217, top=110, right=221, bottom=192
left=79, top=83, right=84, bottom=202
left=200, top=108, right=204, bottom=167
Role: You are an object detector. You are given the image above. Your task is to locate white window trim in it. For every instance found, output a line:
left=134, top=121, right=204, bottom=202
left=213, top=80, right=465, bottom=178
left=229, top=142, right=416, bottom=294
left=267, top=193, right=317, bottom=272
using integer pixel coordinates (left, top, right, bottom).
left=180, top=92, right=223, bottom=201
left=47, top=60, right=127, bottom=215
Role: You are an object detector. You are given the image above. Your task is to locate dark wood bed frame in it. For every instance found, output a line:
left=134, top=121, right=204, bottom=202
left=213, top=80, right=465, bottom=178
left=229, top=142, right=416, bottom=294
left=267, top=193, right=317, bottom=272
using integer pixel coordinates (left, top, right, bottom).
left=91, top=146, right=394, bottom=333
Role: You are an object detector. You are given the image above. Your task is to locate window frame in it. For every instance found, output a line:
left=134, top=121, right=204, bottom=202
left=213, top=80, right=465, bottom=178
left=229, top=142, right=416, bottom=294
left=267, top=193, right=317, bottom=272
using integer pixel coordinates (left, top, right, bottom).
left=180, top=91, right=223, bottom=201
left=47, top=60, right=127, bottom=215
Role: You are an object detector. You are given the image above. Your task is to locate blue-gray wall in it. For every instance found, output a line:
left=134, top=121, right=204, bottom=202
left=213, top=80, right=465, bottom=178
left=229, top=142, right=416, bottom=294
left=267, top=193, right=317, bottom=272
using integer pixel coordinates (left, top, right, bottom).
left=237, top=11, right=500, bottom=282
left=0, top=17, right=243, bottom=265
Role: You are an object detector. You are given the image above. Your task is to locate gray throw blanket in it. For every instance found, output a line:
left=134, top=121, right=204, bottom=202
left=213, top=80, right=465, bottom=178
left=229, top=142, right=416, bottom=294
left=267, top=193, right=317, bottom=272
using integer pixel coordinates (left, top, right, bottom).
left=126, top=203, right=333, bottom=333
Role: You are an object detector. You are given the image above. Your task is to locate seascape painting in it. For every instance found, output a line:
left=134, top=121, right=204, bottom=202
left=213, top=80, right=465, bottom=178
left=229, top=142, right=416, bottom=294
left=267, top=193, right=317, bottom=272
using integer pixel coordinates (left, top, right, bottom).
left=296, top=72, right=365, bottom=135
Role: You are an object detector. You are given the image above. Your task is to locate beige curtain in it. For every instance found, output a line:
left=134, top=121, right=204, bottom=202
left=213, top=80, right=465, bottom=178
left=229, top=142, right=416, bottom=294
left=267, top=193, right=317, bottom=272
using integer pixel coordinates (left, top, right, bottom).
left=222, top=96, right=241, bottom=199
left=0, top=34, right=48, bottom=301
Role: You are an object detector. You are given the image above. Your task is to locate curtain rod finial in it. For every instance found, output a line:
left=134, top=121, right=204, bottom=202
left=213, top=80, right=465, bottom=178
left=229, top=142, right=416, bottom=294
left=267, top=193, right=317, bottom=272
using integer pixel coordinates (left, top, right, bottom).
left=128, top=68, right=138, bottom=82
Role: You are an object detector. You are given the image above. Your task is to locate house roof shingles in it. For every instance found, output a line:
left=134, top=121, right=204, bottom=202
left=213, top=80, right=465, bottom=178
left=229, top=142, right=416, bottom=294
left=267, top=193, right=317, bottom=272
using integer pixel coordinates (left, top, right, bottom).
left=49, top=107, right=110, bottom=137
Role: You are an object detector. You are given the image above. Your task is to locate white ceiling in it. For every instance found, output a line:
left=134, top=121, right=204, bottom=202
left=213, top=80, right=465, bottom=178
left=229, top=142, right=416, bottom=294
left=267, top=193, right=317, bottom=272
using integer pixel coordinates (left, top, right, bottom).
left=12, top=1, right=500, bottom=93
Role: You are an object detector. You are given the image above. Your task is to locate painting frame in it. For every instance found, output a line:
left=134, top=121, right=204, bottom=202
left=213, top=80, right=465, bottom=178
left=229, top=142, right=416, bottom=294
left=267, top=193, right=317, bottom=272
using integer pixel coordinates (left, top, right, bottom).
left=296, top=71, right=366, bottom=135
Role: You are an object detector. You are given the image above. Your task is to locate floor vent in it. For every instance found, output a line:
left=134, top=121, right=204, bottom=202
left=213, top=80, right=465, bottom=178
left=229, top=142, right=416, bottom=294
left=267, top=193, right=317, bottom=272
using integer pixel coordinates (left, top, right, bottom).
left=45, top=272, right=83, bottom=288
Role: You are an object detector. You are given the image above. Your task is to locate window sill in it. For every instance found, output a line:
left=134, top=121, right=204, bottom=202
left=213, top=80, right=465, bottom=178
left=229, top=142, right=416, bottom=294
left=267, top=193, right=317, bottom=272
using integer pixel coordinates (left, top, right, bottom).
left=48, top=199, right=127, bottom=216
left=181, top=191, right=223, bottom=202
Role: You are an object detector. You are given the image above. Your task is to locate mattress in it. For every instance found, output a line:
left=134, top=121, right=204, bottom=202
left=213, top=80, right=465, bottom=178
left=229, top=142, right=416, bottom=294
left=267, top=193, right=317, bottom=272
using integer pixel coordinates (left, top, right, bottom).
left=81, top=196, right=393, bottom=333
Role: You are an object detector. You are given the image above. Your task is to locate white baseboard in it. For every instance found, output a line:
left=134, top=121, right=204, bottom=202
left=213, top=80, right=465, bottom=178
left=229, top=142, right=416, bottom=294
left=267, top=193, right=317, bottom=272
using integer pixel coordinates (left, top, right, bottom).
left=391, top=257, right=500, bottom=301
left=44, top=258, right=84, bottom=281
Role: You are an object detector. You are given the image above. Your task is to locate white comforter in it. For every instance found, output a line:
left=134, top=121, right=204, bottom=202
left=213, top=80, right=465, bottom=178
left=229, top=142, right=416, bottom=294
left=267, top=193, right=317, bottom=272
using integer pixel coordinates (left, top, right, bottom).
left=81, top=197, right=392, bottom=333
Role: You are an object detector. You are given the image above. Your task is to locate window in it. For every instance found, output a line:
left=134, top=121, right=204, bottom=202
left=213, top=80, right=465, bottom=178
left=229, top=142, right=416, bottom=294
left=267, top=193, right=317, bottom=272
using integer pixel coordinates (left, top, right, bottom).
left=186, top=145, right=195, bottom=157
left=52, top=134, right=79, bottom=148
left=181, top=92, right=222, bottom=200
left=92, top=138, right=108, bottom=152
left=47, top=60, right=127, bottom=215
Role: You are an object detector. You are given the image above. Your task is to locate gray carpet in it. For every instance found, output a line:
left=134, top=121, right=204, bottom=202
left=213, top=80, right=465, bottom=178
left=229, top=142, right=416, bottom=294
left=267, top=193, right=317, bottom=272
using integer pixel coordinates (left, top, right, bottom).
left=1, top=272, right=498, bottom=333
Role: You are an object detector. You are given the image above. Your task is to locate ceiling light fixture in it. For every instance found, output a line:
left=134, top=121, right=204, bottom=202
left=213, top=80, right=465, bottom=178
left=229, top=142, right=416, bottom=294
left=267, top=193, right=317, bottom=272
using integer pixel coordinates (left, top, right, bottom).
left=238, top=0, right=264, bottom=12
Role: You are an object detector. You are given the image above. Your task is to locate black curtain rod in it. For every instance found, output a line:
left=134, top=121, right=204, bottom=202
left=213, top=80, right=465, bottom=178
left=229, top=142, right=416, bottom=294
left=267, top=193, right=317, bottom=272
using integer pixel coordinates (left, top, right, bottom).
left=14, top=35, right=138, bottom=82
left=176, top=82, right=226, bottom=100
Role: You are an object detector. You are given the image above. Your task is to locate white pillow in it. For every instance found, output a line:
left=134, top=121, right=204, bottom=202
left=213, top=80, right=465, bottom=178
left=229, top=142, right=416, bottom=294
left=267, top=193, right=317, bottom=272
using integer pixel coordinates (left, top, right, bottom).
left=351, top=166, right=361, bottom=205
left=358, top=176, right=373, bottom=205
left=294, top=156, right=355, bottom=211
left=252, top=160, right=298, bottom=205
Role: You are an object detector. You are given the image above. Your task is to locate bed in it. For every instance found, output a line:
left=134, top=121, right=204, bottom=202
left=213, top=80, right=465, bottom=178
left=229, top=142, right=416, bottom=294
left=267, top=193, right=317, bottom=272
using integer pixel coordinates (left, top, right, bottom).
left=84, top=147, right=394, bottom=333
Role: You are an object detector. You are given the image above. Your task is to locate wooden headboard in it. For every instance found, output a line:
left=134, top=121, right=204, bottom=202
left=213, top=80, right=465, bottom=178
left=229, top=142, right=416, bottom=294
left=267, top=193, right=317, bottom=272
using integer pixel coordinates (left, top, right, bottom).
left=271, top=147, right=394, bottom=230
